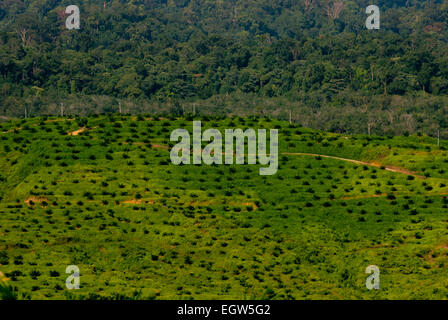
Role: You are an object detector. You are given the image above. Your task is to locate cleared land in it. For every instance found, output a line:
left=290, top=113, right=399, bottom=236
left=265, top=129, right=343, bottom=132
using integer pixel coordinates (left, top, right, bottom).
left=0, top=115, right=447, bottom=300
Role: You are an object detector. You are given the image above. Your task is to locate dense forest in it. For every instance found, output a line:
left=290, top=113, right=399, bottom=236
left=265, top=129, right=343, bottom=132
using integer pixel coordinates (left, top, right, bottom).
left=0, top=0, right=447, bottom=136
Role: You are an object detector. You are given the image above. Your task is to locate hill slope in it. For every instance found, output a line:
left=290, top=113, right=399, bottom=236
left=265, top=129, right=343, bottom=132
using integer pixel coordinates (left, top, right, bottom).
left=1, top=115, right=448, bottom=299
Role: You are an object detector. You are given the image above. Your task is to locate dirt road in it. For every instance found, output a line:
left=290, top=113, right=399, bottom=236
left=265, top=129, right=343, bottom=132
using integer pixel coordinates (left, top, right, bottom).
left=282, top=152, right=426, bottom=179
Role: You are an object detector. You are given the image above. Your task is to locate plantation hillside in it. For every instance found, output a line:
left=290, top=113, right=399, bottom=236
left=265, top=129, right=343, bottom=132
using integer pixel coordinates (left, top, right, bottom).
left=0, top=115, right=448, bottom=299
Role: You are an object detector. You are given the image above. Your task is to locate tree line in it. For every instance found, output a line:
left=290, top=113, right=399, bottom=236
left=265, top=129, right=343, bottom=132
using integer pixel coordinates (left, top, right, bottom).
left=0, top=0, right=447, bottom=137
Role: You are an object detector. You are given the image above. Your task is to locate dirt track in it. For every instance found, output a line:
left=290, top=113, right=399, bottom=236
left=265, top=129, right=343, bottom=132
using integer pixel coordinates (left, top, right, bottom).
left=68, top=127, right=86, bottom=136
left=282, top=152, right=426, bottom=179
left=113, top=143, right=430, bottom=179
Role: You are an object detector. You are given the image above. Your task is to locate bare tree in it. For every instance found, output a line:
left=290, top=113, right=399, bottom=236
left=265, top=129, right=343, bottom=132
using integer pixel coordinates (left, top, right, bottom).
left=401, top=114, right=416, bottom=134
left=324, top=0, right=345, bottom=19
left=367, top=114, right=378, bottom=136
left=16, top=28, right=31, bottom=47
left=290, top=45, right=300, bottom=60
left=304, top=0, right=315, bottom=11
left=387, top=110, right=395, bottom=125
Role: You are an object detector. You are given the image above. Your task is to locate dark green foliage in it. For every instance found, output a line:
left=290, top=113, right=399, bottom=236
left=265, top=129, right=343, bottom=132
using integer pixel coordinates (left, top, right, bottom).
left=0, top=1, right=447, bottom=137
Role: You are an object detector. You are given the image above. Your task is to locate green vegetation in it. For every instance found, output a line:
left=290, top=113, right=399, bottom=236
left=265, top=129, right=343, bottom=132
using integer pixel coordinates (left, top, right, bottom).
left=0, top=115, right=447, bottom=299
left=0, top=0, right=447, bottom=136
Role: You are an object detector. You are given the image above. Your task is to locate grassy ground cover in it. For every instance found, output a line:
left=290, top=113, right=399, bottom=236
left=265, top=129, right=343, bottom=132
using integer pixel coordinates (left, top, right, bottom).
left=0, top=115, right=447, bottom=299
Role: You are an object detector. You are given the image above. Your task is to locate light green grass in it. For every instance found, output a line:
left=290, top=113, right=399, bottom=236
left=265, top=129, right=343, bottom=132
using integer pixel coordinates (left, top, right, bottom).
left=0, top=115, right=447, bottom=300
